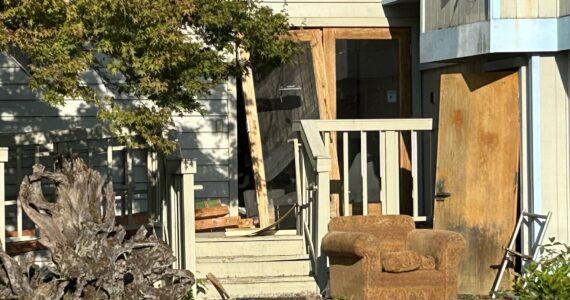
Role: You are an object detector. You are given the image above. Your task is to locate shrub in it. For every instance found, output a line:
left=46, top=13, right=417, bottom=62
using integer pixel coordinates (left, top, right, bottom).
left=510, top=238, right=570, bottom=299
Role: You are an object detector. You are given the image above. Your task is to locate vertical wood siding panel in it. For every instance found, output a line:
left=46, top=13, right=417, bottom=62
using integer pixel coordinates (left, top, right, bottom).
left=561, top=0, right=570, bottom=16
left=423, top=0, right=489, bottom=31
left=540, top=56, right=566, bottom=242
left=562, top=49, right=570, bottom=243
left=517, top=0, right=539, bottom=18
left=554, top=54, right=566, bottom=241
left=501, top=0, right=517, bottom=18
left=539, top=56, right=556, bottom=235
left=539, top=0, right=558, bottom=18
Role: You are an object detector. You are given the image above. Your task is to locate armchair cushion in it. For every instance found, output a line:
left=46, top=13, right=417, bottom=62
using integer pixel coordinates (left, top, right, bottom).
left=382, top=250, right=421, bottom=272
left=381, top=250, right=436, bottom=273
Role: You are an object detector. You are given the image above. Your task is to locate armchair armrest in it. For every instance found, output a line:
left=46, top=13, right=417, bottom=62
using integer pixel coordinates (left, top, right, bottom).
left=406, top=229, right=466, bottom=270
left=322, top=231, right=380, bottom=258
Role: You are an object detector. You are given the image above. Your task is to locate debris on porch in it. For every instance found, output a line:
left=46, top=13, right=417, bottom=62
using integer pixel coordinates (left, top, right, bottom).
left=195, top=199, right=255, bottom=232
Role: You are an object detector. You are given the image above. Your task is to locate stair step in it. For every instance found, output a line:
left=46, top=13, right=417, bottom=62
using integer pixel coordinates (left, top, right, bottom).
left=197, top=254, right=312, bottom=278
left=196, top=235, right=306, bottom=257
left=196, top=275, right=318, bottom=299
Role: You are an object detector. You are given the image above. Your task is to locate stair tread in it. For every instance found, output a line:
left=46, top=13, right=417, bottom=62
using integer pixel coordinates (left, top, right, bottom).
left=197, top=254, right=309, bottom=262
left=210, top=275, right=316, bottom=284
left=196, top=235, right=303, bottom=243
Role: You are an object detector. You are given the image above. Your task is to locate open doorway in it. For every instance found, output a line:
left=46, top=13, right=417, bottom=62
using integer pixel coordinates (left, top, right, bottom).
left=324, top=28, right=413, bottom=215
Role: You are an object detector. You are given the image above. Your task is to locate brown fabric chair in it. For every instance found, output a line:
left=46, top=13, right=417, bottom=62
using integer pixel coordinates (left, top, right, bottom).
left=322, top=215, right=466, bottom=300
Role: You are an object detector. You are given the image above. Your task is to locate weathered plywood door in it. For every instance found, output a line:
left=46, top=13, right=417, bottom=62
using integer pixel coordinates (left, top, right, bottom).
left=434, top=72, right=519, bottom=295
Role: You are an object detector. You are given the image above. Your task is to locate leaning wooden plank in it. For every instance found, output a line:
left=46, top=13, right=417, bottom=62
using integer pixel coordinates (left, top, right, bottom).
left=294, top=29, right=341, bottom=217
left=196, top=216, right=239, bottom=231
left=240, top=49, right=270, bottom=228
left=195, top=206, right=229, bottom=220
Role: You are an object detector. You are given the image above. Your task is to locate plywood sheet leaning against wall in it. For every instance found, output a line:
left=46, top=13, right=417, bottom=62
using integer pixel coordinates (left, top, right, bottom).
left=434, top=72, right=519, bottom=295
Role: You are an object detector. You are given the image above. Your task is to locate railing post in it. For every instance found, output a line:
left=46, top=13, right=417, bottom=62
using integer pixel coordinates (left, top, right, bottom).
left=0, top=148, right=7, bottom=250
left=384, top=131, right=400, bottom=214
left=179, top=159, right=197, bottom=270
left=314, top=156, right=331, bottom=292
left=178, top=159, right=197, bottom=296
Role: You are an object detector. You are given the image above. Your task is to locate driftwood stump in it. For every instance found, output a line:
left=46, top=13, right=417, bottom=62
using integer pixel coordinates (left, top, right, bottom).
left=0, top=155, right=194, bottom=299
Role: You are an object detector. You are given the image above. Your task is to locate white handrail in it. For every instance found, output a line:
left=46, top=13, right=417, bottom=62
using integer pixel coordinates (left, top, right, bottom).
left=313, top=119, right=433, bottom=132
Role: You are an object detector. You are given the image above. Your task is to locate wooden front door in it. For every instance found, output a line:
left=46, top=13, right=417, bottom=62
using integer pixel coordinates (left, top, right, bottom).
left=434, top=72, right=520, bottom=295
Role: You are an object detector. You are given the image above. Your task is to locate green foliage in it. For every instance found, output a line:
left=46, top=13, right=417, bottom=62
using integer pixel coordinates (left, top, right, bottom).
left=0, top=0, right=296, bottom=152
left=499, top=238, right=570, bottom=299
left=181, top=278, right=208, bottom=300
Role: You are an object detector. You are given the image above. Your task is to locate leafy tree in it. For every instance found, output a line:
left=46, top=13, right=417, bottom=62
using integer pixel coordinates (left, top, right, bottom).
left=0, top=0, right=296, bottom=152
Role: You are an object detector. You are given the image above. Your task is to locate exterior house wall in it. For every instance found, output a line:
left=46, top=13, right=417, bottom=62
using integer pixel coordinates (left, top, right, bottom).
left=262, top=1, right=418, bottom=27
left=539, top=53, right=570, bottom=244
left=500, top=0, right=560, bottom=18
left=561, top=0, right=570, bottom=17
left=0, top=54, right=238, bottom=214
left=423, top=0, right=488, bottom=32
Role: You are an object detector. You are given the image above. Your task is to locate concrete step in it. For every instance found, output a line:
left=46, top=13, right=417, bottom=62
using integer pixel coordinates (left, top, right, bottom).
left=196, top=254, right=312, bottom=278
left=196, top=275, right=318, bottom=299
left=196, top=235, right=306, bottom=258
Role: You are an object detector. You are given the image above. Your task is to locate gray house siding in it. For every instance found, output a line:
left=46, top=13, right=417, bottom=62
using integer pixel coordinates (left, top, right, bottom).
left=0, top=54, right=238, bottom=215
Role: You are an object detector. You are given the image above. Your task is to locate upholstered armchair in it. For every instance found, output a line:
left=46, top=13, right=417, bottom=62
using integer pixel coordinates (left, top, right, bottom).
left=322, top=215, right=466, bottom=300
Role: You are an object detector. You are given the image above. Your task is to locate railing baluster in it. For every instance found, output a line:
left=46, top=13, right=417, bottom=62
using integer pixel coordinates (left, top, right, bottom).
left=125, top=148, right=134, bottom=226
left=0, top=148, right=7, bottom=250
left=147, top=150, right=156, bottom=220
left=342, top=132, right=349, bottom=216
left=379, top=131, right=387, bottom=215
left=360, top=131, right=368, bottom=215
left=290, top=139, right=303, bottom=235
left=87, top=141, right=92, bottom=166
left=16, top=147, right=22, bottom=238
left=412, top=130, right=419, bottom=219
left=385, top=131, right=400, bottom=215
left=34, top=146, right=40, bottom=164
left=106, top=143, right=113, bottom=181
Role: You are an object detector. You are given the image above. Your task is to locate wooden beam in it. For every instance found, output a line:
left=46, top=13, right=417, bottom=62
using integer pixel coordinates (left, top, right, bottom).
left=196, top=216, right=240, bottom=232
left=240, top=50, right=270, bottom=228
left=293, top=29, right=342, bottom=217
left=195, top=206, right=229, bottom=220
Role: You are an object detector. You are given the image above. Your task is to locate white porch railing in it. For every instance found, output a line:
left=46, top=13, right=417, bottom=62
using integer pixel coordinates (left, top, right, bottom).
left=0, top=145, right=197, bottom=283
left=292, top=118, right=433, bottom=287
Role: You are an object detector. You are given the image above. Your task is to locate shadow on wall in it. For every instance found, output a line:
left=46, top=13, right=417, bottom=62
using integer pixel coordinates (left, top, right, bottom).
left=0, top=53, right=235, bottom=217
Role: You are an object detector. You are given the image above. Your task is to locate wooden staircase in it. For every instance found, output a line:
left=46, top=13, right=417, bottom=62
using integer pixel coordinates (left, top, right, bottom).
left=195, top=233, right=318, bottom=299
